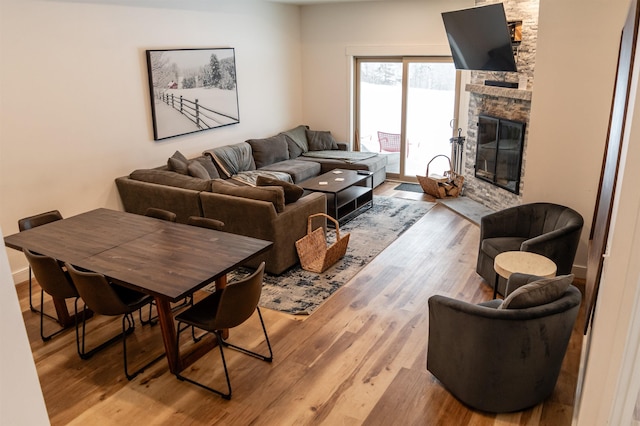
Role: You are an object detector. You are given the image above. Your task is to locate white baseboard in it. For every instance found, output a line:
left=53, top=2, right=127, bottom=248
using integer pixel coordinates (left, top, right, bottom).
left=12, top=267, right=28, bottom=286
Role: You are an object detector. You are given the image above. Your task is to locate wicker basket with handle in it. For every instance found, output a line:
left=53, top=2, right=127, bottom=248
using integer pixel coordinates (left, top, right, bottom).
left=295, top=213, right=350, bottom=273
left=417, top=155, right=464, bottom=198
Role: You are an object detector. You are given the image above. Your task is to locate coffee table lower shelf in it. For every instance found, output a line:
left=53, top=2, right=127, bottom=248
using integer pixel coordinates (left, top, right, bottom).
left=329, top=185, right=373, bottom=225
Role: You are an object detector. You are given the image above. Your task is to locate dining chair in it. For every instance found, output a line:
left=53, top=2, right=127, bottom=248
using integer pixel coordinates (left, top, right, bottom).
left=65, top=263, right=165, bottom=380
left=18, top=210, right=63, bottom=317
left=174, top=262, right=272, bottom=399
left=145, top=207, right=177, bottom=222
left=23, top=248, right=79, bottom=341
left=187, top=216, right=225, bottom=231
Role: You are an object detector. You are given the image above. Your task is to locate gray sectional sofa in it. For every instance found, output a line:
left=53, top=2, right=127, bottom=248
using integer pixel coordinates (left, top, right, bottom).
left=115, top=125, right=387, bottom=274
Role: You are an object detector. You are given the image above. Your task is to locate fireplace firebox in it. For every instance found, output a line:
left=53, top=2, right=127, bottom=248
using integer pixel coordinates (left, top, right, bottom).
left=474, top=115, right=525, bottom=194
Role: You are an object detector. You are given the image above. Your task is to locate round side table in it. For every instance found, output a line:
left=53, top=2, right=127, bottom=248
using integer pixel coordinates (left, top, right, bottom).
left=493, top=251, right=557, bottom=298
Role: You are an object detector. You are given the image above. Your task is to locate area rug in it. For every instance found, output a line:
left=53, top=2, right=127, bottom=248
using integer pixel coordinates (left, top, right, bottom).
left=394, top=183, right=424, bottom=193
left=225, top=196, right=435, bottom=315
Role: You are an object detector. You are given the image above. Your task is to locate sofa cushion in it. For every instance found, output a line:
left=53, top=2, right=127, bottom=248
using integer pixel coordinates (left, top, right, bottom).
left=284, top=134, right=304, bottom=159
left=256, top=175, right=304, bottom=204
left=130, top=169, right=211, bottom=191
left=204, top=142, right=256, bottom=178
left=306, top=129, right=339, bottom=151
left=281, top=125, right=309, bottom=153
left=258, top=159, right=321, bottom=183
left=211, top=178, right=285, bottom=213
left=246, top=135, right=290, bottom=168
left=499, top=274, right=574, bottom=310
left=187, top=160, right=210, bottom=179
left=167, top=151, right=189, bottom=175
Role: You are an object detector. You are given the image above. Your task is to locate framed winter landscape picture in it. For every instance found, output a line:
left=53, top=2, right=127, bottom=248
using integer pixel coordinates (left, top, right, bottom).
left=146, top=48, right=240, bottom=140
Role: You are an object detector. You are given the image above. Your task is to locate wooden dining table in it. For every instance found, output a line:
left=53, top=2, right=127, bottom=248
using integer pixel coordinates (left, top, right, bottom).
left=4, top=208, right=272, bottom=374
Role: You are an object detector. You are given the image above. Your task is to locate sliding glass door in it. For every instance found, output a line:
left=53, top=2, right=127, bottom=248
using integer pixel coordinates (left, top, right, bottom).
left=355, top=57, right=458, bottom=181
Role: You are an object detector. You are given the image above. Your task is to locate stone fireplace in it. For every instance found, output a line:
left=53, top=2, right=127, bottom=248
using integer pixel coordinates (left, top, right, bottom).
left=461, top=0, right=538, bottom=211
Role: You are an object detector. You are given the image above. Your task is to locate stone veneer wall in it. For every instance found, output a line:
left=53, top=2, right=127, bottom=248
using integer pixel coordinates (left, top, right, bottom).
left=461, top=0, right=539, bottom=211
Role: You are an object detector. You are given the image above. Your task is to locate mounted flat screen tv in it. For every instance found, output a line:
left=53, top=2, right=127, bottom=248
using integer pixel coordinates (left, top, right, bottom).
left=442, top=3, right=517, bottom=72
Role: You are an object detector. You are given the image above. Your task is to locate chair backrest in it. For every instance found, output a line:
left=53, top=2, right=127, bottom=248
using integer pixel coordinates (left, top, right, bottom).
left=215, top=262, right=265, bottom=330
left=145, top=207, right=177, bottom=222
left=23, top=249, right=78, bottom=299
left=377, top=131, right=401, bottom=152
left=509, top=203, right=583, bottom=238
left=18, top=210, right=63, bottom=231
left=187, top=216, right=225, bottom=231
left=65, top=264, right=132, bottom=316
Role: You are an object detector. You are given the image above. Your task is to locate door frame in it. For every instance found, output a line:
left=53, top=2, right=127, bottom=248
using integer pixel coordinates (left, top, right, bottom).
left=354, top=56, right=461, bottom=181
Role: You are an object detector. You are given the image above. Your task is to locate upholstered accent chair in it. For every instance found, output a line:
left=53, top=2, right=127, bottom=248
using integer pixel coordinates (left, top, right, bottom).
left=477, top=202, right=583, bottom=296
left=427, top=273, right=582, bottom=413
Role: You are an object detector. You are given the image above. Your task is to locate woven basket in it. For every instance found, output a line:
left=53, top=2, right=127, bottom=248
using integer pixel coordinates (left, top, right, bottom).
left=296, top=213, right=350, bottom=273
left=417, top=155, right=464, bottom=198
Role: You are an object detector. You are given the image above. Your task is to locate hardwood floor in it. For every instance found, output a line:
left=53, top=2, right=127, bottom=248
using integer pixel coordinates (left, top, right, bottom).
left=17, top=181, right=584, bottom=425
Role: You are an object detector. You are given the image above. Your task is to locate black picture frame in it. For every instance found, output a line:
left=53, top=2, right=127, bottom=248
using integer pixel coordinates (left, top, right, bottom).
left=146, top=48, right=240, bottom=140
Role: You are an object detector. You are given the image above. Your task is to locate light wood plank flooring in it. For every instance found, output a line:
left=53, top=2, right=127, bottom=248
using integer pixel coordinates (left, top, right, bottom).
left=16, top=181, right=584, bottom=425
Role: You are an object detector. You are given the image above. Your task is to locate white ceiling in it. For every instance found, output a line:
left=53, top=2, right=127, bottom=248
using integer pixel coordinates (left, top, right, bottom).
left=265, top=0, right=384, bottom=4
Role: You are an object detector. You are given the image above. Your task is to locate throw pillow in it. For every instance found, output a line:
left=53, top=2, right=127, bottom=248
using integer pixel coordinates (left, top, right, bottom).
left=167, top=151, right=189, bottom=175
left=193, top=156, right=220, bottom=179
left=256, top=175, right=304, bottom=204
left=246, top=135, right=290, bottom=169
left=499, top=274, right=574, bottom=310
left=283, top=134, right=304, bottom=159
left=187, top=160, right=210, bottom=180
left=306, top=129, right=339, bottom=151
left=211, top=179, right=285, bottom=213
left=281, top=125, right=309, bottom=152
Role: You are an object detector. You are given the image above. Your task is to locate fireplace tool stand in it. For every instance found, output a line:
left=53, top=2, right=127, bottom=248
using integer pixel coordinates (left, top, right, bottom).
left=450, top=127, right=465, bottom=182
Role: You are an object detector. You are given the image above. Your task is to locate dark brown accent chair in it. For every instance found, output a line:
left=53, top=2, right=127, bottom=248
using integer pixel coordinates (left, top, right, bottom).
left=23, top=248, right=78, bottom=341
left=66, top=264, right=164, bottom=380
left=187, top=216, right=225, bottom=231
left=145, top=207, right=177, bottom=222
left=427, top=273, right=582, bottom=413
left=18, top=210, right=64, bottom=315
left=174, top=262, right=272, bottom=399
left=477, top=202, right=583, bottom=296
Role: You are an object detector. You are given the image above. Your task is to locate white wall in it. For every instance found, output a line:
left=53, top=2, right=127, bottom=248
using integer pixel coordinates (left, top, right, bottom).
left=525, top=0, right=629, bottom=272
left=530, top=0, right=640, bottom=423
left=0, top=0, right=303, bottom=281
left=0, top=226, right=50, bottom=425
left=299, top=0, right=473, bottom=143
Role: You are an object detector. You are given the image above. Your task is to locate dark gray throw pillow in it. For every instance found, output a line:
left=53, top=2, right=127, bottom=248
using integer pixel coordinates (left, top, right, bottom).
left=306, top=129, right=339, bottom=151
left=499, top=274, right=574, bottom=309
left=247, top=135, right=290, bottom=168
left=284, top=134, right=304, bottom=159
left=256, top=175, right=304, bottom=204
left=167, top=151, right=189, bottom=175
left=281, top=125, right=309, bottom=152
left=193, top=156, right=220, bottom=179
left=187, top=160, right=210, bottom=180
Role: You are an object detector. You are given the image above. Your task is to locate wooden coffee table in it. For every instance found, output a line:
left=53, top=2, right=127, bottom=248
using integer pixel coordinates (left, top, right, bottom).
left=493, top=251, right=557, bottom=298
left=300, top=169, right=373, bottom=225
